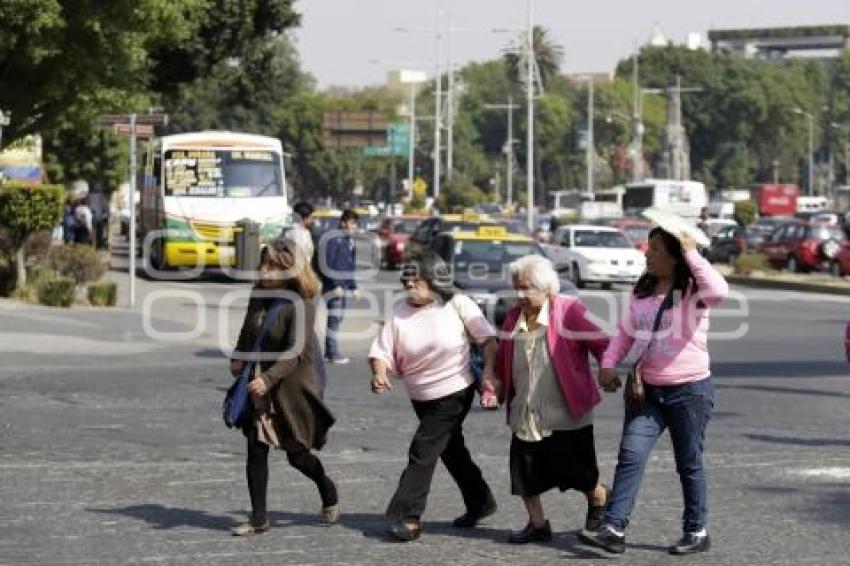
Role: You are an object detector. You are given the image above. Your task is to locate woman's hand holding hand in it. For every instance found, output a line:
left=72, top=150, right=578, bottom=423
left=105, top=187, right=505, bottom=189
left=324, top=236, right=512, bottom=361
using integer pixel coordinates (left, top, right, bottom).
left=371, top=373, right=393, bottom=394
left=598, top=368, right=622, bottom=392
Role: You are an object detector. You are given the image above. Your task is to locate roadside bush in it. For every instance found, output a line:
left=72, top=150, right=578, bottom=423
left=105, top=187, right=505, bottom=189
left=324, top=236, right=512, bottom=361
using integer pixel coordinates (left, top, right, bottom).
left=734, top=200, right=758, bottom=227
left=46, top=244, right=105, bottom=284
left=35, top=276, right=76, bottom=307
left=734, top=252, right=772, bottom=275
left=87, top=281, right=117, bottom=307
left=0, top=183, right=64, bottom=289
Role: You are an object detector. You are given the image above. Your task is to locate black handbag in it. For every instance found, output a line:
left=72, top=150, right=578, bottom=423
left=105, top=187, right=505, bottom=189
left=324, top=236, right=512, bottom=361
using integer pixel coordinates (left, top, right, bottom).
left=624, top=293, right=671, bottom=413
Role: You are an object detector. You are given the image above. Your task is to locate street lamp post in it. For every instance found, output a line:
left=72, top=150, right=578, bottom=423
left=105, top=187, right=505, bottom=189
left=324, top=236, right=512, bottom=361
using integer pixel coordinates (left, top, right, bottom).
left=831, top=122, right=850, bottom=186
left=525, top=0, right=534, bottom=231
left=484, top=97, right=519, bottom=205
left=794, top=107, right=815, bottom=196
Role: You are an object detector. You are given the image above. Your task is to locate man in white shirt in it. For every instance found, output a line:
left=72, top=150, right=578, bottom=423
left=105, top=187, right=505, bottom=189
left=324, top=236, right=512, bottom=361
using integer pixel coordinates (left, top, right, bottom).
left=283, top=201, right=315, bottom=263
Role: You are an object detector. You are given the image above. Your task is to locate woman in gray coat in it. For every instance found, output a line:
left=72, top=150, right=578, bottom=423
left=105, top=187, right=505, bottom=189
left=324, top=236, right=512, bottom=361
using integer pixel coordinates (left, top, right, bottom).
left=229, top=238, right=338, bottom=536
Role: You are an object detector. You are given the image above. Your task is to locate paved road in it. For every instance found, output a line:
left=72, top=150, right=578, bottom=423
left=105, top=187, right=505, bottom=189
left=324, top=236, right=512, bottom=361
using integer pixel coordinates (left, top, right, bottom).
left=1, top=252, right=849, bottom=565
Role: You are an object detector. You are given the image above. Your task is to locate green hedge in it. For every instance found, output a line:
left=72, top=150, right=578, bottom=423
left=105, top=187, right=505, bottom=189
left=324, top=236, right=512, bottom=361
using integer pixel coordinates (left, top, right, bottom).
left=36, top=276, right=76, bottom=307
left=87, top=281, right=117, bottom=307
left=0, top=183, right=65, bottom=245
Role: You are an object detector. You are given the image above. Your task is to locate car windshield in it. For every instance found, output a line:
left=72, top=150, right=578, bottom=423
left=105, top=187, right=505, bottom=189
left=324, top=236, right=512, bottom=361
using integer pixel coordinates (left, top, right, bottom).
left=623, top=226, right=650, bottom=242
left=574, top=230, right=632, bottom=248
left=807, top=225, right=844, bottom=240
left=453, top=240, right=538, bottom=273
left=393, top=220, right=421, bottom=234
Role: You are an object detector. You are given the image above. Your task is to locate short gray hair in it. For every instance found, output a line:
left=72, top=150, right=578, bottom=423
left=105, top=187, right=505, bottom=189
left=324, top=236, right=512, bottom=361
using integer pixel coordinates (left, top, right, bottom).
left=509, top=254, right=560, bottom=295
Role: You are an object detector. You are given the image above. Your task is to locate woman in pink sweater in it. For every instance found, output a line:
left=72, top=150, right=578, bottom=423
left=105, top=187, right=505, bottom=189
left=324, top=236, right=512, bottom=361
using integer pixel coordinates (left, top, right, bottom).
left=579, top=227, right=728, bottom=557
left=369, top=252, right=498, bottom=542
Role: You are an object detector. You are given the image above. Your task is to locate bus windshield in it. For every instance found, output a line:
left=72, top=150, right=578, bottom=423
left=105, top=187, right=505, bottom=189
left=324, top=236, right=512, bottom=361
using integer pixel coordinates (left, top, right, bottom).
left=164, top=149, right=282, bottom=198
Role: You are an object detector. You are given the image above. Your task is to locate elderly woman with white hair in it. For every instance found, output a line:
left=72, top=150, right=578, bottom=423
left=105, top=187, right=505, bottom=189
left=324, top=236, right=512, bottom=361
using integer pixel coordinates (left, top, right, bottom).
left=484, top=254, right=611, bottom=544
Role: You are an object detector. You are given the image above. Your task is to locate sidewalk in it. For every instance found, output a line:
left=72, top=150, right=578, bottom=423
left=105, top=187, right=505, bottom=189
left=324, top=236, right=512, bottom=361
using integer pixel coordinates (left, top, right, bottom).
left=715, top=265, right=850, bottom=296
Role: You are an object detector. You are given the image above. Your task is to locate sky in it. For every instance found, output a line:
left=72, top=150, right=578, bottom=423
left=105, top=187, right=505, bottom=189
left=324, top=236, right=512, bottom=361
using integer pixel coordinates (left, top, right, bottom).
left=292, top=0, right=850, bottom=89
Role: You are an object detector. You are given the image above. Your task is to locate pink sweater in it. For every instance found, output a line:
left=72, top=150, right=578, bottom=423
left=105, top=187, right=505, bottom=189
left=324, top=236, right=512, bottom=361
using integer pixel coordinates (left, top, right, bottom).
left=496, top=294, right=609, bottom=422
left=602, top=250, right=729, bottom=386
left=369, top=295, right=496, bottom=401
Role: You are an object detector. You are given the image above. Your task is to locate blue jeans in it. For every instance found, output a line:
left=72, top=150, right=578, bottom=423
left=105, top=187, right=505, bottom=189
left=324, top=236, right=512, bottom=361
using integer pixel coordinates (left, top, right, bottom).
left=604, top=377, right=715, bottom=534
left=324, top=296, right=346, bottom=360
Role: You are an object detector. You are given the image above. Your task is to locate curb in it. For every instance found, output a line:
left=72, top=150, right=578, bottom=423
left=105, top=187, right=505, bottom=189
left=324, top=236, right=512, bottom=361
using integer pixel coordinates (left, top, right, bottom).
left=726, top=275, right=850, bottom=296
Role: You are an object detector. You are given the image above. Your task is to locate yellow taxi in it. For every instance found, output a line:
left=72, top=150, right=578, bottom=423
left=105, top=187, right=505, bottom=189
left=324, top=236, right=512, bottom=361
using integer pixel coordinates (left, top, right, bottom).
left=426, top=225, right=555, bottom=325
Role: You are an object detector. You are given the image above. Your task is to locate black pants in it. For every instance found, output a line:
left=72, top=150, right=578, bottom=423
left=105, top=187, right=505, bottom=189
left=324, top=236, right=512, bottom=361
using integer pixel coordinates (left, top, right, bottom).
left=245, top=423, right=337, bottom=524
left=386, top=385, right=494, bottom=521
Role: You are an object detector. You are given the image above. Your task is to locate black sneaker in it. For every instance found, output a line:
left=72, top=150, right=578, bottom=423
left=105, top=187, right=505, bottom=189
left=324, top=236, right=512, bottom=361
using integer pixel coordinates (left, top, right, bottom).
left=577, top=525, right=626, bottom=554
left=508, top=520, right=552, bottom=544
left=585, top=485, right=610, bottom=531
left=452, top=497, right=498, bottom=528
left=669, top=532, right=710, bottom=555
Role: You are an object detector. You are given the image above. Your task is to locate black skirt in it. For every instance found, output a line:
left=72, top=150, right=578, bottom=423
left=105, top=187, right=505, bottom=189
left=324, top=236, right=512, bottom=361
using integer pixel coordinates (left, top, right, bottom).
left=509, top=425, right=599, bottom=497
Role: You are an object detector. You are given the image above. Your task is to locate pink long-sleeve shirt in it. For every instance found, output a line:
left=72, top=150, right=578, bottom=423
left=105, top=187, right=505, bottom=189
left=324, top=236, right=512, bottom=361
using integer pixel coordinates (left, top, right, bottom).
left=369, top=295, right=497, bottom=401
left=602, top=249, right=729, bottom=386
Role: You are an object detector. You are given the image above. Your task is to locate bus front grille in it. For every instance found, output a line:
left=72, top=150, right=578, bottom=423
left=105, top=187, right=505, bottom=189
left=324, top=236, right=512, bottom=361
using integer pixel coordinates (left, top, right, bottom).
left=192, top=222, right=234, bottom=243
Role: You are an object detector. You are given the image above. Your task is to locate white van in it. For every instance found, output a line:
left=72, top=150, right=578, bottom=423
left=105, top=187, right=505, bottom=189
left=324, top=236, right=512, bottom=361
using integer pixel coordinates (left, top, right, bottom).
left=623, top=179, right=708, bottom=222
left=706, top=200, right=735, bottom=220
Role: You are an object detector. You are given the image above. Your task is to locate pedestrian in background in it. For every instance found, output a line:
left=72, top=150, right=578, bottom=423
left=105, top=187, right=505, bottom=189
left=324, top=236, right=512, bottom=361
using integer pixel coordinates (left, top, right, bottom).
left=73, top=197, right=94, bottom=245
left=62, top=196, right=77, bottom=244
left=580, top=228, right=728, bottom=556
left=369, top=252, right=498, bottom=542
left=230, top=238, right=339, bottom=536
left=285, top=201, right=316, bottom=263
left=318, top=208, right=359, bottom=365
left=486, top=255, right=610, bottom=544
left=88, top=185, right=109, bottom=249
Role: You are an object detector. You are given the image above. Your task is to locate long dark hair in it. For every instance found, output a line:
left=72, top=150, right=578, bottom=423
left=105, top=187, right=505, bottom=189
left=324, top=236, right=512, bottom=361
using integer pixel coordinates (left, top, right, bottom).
left=633, top=227, right=699, bottom=306
left=401, top=251, right=455, bottom=303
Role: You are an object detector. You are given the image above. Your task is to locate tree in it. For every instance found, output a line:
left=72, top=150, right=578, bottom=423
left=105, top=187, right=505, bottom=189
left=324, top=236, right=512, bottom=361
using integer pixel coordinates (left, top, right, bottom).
left=734, top=200, right=757, bottom=227
left=0, top=0, right=203, bottom=142
left=503, top=26, right=563, bottom=90
left=0, top=183, right=64, bottom=288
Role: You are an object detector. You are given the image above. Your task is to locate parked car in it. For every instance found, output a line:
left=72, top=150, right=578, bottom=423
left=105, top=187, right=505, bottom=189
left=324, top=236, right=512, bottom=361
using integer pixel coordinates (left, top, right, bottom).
left=707, top=225, right=765, bottom=264
left=608, top=218, right=653, bottom=252
left=372, top=215, right=425, bottom=269
left=758, top=221, right=846, bottom=273
left=829, top=241, right=850, bottom=277
left=544, top=224, right=646, bottom=289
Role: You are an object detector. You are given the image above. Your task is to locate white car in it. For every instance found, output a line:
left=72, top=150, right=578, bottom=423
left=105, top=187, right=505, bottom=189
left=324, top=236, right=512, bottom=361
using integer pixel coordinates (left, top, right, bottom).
left=543, top=224, right=646, bottom=289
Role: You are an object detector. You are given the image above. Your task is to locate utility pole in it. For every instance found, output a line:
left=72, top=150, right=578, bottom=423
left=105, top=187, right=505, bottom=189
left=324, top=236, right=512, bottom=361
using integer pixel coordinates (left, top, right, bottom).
left=631, top=47, right=642, bottom=182
left=484, top=97, right=519, bottom=205
left=526, top=0, right=535, bottom=231
left=434, top=11, right=444, bottom=199
left=446, top=14, right=454, bottom=181
left=586, top=77, right=594, bottom=194
left=794, top=107, right=815, bottom=196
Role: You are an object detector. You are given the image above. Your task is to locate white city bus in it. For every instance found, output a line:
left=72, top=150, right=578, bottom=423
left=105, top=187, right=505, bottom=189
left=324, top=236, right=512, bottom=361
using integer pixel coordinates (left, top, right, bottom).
left=140, top=131, right=290, bottom=270
left=623, top=178, right=707, bottom=222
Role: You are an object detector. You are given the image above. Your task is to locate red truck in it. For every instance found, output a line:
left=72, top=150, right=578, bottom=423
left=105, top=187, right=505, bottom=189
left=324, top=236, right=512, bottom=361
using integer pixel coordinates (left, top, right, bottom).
left=752, top=183, right=798, bottom=217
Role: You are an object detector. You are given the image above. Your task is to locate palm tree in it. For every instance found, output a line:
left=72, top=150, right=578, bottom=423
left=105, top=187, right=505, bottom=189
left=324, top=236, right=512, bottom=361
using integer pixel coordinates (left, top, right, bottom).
left=503, top=26, right=564, bottom=91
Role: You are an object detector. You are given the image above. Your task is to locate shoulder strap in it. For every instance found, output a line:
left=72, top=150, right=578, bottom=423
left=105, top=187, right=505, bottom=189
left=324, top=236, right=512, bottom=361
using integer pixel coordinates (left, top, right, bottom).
left=448, top=295, right=473, bottom=344
left=635, top=291, right=672, bottom=368
left=251, top=298, right=289, bottom=353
